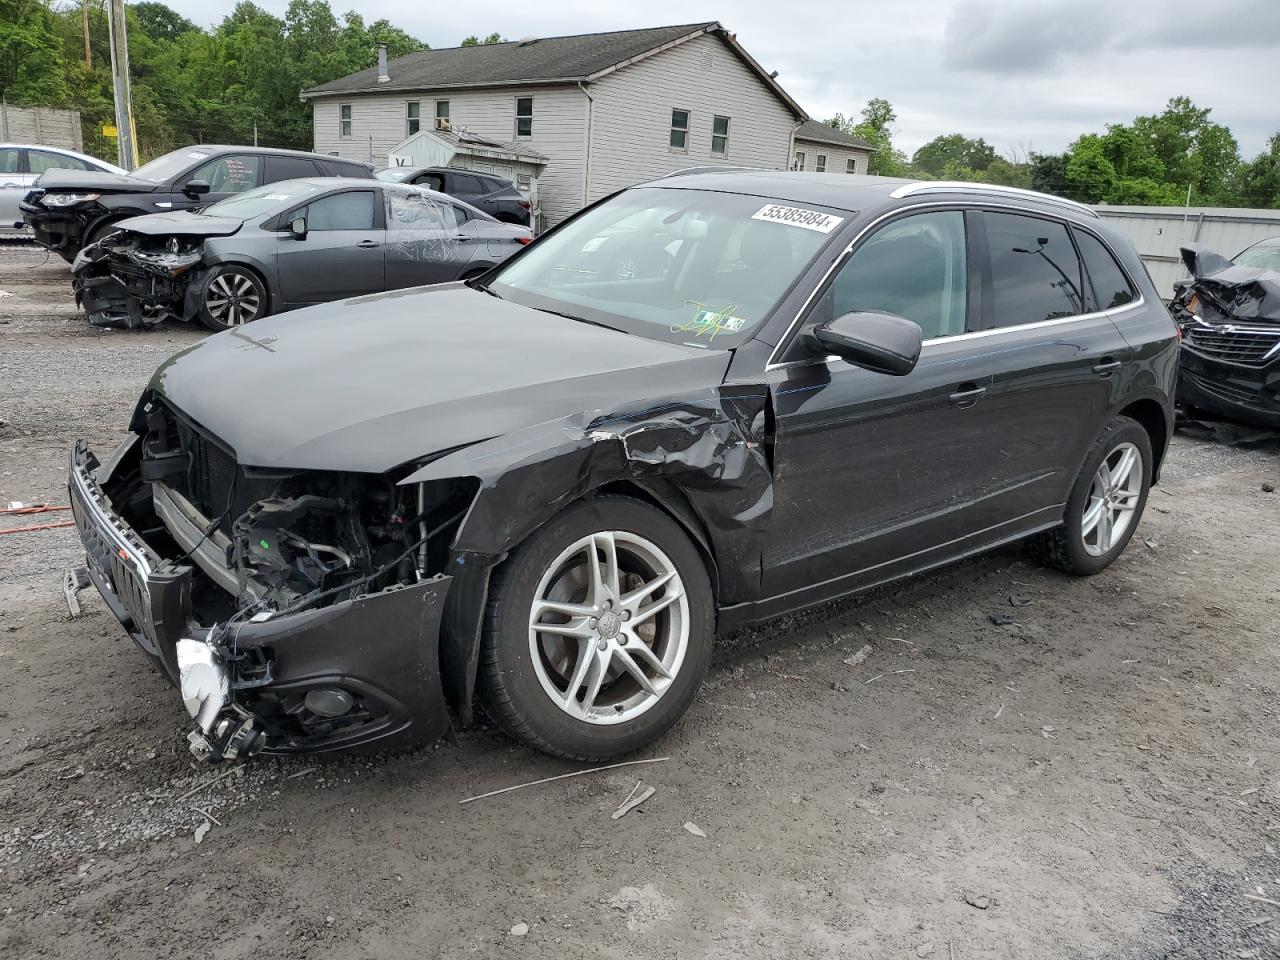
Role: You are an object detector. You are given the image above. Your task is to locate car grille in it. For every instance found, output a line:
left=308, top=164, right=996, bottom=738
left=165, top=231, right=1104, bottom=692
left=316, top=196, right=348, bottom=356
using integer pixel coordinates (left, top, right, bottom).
left=1184, top=325, right=1280, bottom=366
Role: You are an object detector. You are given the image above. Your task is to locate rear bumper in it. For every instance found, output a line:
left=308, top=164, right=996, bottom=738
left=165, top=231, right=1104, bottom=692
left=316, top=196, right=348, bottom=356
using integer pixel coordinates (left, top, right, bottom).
left=1177, top=346, right=1280, bottom=428
left=68, top=438, right=454, bottom=759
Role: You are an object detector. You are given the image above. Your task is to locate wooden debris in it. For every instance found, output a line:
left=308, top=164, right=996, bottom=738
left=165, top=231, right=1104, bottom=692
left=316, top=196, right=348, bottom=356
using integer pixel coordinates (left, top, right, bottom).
left=459, top=757, right=669, bottom=804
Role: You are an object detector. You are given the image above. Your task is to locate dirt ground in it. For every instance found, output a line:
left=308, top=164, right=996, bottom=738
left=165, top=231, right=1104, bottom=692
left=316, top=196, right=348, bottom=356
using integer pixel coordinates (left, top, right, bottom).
left=2, top=241, right=1279, bottom=960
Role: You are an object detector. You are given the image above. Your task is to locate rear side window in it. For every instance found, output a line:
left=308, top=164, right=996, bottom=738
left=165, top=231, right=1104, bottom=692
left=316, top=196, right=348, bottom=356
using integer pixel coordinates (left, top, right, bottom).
left=0, top=148, right=22, bottom=174
left=982, top=212, right=1086, bottom=327
left=264, top=155, right=320, bottom=183
left=330, top=160, right=372, bottom=178
left=303, top=191, right=375, bottom=230
left=1074, top=229, right=1136, bottom=311
left=29, top=150, right=89, bottom=174
left=190, top=154, right=262, bottom=193
left=828, top=210, right=968, bottom=340
left=455, top=174, right=485, bottom=193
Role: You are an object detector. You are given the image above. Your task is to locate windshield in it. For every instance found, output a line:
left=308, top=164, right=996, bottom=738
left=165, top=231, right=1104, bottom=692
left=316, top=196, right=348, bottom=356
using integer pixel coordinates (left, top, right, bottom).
left=490, top=187, right=848, bottom=349
left=132, top=148, right=215, bottom=183
left=1235, top=241, right=1280, bottom=272
left=202, top=181, right=329, bottom=219
left=376, top=168, right=418, bottom=183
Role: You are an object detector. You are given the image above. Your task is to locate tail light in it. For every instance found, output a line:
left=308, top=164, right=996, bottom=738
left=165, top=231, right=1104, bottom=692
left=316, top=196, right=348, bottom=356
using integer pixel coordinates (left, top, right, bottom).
left=516, top=236, right=532, bottom=245
left=517, top=200, right=531, bottom=210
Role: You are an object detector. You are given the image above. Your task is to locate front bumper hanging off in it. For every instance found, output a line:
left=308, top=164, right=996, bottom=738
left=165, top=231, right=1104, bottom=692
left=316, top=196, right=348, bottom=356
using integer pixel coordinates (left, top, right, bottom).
left=68, top=439, right=455, bottom=761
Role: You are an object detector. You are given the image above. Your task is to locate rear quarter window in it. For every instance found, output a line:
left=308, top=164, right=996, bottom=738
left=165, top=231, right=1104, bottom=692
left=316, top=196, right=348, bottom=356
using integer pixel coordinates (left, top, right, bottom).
left=1073, top=229, right=1137, bottom=311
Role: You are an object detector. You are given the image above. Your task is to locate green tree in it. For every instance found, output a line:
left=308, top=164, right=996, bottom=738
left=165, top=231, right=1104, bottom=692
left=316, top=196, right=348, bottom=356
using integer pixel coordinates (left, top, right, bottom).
left=1236, top=133, right=1280, bottom=209
left=0, top=0, right=70, bottom=104
left=912, top=133, right=997, bottom=177
left=826, top=98, right=909, bottom=177
left=461, top=32, right=504, bottom=46
left=131, top=2, right=199, bottom=41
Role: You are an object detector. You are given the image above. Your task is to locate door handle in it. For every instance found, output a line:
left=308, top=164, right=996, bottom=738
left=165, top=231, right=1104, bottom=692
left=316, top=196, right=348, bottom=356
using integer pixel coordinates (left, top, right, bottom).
left=355, top=239, right=380, bottom=248
left=948, top=382, right=987, bottom=407
left=453, top=235, right=470, bottom=242
left=1092, top=358, right=1121, bottom=375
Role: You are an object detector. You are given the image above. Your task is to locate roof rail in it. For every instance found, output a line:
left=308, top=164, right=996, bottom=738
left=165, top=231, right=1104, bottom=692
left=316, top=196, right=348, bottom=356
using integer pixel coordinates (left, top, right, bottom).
left=889, top=181, right=1098, bottom=218
left=660, top=165, right=755, bottom=178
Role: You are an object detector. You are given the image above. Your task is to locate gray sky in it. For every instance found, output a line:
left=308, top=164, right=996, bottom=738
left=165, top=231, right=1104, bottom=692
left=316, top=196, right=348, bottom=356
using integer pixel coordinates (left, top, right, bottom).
left=165, top=0, right=1279, bottom=159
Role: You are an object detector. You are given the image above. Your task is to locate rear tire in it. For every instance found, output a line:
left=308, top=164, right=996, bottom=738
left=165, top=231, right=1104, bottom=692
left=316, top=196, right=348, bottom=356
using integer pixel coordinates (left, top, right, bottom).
left=1027, top=416, right=1152, bottom=575
left=478, top=495, right=714, bottom=760
left=194, top=264, right=269, bottom=331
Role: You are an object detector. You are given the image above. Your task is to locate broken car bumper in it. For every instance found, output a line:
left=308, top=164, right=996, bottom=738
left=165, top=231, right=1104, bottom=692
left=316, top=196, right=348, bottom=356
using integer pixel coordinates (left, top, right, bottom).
left=68, top=438, right=455, bottom=760
left=1177, top=343, right=1280, bottom=428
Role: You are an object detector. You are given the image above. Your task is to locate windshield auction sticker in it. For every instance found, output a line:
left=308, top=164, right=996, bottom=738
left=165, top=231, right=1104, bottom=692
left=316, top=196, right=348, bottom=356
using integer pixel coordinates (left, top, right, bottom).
left=751, top=203, right=844, bottom=234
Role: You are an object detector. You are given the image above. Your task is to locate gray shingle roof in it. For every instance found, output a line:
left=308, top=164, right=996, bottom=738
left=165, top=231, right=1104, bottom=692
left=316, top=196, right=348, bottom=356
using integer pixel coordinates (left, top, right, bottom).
left=304, top=23, right=720, bottom=97
left=794, top=120, right=874, bottom=151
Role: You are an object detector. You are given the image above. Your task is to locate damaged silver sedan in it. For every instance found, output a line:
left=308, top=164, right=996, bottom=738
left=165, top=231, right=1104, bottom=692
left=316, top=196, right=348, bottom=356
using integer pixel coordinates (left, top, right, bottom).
left=68, top=174, right=1176, bottom=764
left=71, top=178, right=531, bottom=330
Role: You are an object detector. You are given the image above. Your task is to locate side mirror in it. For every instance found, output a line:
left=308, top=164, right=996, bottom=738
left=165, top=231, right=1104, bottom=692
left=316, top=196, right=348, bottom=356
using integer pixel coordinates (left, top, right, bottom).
left=183, top=179, right=211, bottom=197
left=289, top=216, right=307, bottom=241
left=810, top=310, right=923, bottom=376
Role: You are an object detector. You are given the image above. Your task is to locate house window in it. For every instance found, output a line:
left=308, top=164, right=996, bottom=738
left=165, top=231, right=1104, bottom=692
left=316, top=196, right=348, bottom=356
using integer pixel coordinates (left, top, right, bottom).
left=670, top=109, right=689, bottom=150
left=816, top=154, right=827, bottom=173
left=435, top=100, right=450, bottom=129
left=846, top=157, right=857, bottom=174
left=515, top=97, right=533, bottom=137
left=794, top=151, right=805, bottom=171
left=406, top=101, right=420, bottom=136
left=711, top=115, right=730, bottom=156
left=339, top=104, right=352, bottom=138
left=516, top=173, right=532, bottom=191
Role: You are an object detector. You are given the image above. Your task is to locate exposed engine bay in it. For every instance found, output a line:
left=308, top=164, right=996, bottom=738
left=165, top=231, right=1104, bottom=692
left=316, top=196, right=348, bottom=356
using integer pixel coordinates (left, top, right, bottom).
left=72, top=232, right=206, bottom=329
left=74, top=396, right=476, bottom=761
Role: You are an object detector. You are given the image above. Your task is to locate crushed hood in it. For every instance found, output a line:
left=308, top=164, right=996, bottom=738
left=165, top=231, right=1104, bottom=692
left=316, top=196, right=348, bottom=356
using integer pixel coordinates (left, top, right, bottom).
left=1180, top=243, right=1280, bottom=324
left=147, top=284, right=731, bottom=472
left=113, top=211, right=244, bottom=238
left=36, top=168, right=159, bottom=193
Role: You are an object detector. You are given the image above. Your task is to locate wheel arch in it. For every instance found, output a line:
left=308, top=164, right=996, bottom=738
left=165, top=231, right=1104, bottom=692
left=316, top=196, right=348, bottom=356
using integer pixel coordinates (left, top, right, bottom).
left=1116, top=397, right=1170, bottom=483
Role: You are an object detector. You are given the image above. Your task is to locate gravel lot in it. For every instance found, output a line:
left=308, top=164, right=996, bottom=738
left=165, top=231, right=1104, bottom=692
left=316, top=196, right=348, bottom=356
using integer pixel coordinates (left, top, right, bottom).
left=2, top=241, right=1279, bottom=959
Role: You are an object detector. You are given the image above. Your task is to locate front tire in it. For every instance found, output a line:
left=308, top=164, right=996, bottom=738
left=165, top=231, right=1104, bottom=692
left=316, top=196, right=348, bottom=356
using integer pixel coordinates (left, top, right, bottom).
left=1028, top=416, right=1152, bottom=575
left=195, top=264, right=268, bottom=331
left=479, top=496, right=714, bottom=760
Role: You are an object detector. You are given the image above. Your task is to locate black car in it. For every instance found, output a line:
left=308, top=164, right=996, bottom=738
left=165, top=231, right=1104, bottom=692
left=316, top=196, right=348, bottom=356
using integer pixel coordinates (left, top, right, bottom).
left=21, top=145, right=373, bottom=261
left=1172, top=239, right=1280, bottom=427
left=376, top=166, right=531, bottom=225
left=67, top=174, right=1176, bottom=764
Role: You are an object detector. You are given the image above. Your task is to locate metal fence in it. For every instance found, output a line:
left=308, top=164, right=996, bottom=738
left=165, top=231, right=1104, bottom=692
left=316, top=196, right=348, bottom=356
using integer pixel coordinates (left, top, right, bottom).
left=0, top=102, right=84, bottom=152
left=1092, top=205, right=1280, bottom=299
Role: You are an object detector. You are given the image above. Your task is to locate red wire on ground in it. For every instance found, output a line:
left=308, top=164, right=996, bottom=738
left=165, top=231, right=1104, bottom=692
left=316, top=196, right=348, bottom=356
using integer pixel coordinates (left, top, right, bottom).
left=0, top=504, right=72, bottom=516
left=0, top=520, right=76, bottom=535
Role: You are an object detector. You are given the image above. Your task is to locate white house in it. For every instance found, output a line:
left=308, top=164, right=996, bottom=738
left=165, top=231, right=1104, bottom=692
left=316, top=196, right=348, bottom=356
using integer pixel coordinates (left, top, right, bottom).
left=791, top=120, right=874, bottom=175
left=301, top=22, right=811, bottom=228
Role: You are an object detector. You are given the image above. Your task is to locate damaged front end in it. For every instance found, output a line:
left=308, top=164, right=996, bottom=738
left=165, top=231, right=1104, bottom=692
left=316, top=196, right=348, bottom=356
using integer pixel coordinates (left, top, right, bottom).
left=1172, top=243, right=1280, bottom=428
left=72, top=233, right=206, bottom=329
left=68, top=398, right=473, bottom=761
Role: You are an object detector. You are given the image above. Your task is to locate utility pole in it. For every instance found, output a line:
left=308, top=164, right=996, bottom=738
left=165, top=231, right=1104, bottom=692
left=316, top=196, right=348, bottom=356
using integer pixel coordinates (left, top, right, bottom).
left=105, top=0, right=138, bottom=170
left=82, top=0, right=92, bottom=68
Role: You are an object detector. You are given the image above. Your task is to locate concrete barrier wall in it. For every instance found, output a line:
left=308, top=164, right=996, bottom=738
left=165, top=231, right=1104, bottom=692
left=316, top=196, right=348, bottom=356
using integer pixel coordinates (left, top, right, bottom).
left=0, top=103, right=84, bottom=153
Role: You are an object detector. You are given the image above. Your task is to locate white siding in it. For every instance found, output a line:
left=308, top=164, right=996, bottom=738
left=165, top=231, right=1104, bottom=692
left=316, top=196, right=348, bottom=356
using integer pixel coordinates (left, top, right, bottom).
left=584, top=33, right=796, bottom=202
left=312, top=85, right=587, bottom=226
left=792, top=141, right=870, bottom=175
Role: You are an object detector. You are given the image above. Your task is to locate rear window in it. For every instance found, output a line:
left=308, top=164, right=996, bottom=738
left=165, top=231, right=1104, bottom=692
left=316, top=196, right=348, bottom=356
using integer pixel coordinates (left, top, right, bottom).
left=1074, top=229, right=1136, bottom=311
left=264, top=155, right=320, bottom=182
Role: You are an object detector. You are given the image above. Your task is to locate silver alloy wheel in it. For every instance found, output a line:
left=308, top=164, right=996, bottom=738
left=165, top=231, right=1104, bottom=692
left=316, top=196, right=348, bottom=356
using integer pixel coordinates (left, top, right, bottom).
left=1081, top=441, right=1143, bottom=556
left=528, top=530, right=690, bottom=725
left=205, top=271, right=262, bottom=326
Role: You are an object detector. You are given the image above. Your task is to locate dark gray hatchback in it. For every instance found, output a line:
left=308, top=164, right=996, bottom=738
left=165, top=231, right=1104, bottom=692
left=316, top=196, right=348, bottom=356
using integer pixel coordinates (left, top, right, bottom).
left=67, top=173, right=1176, bottom=764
